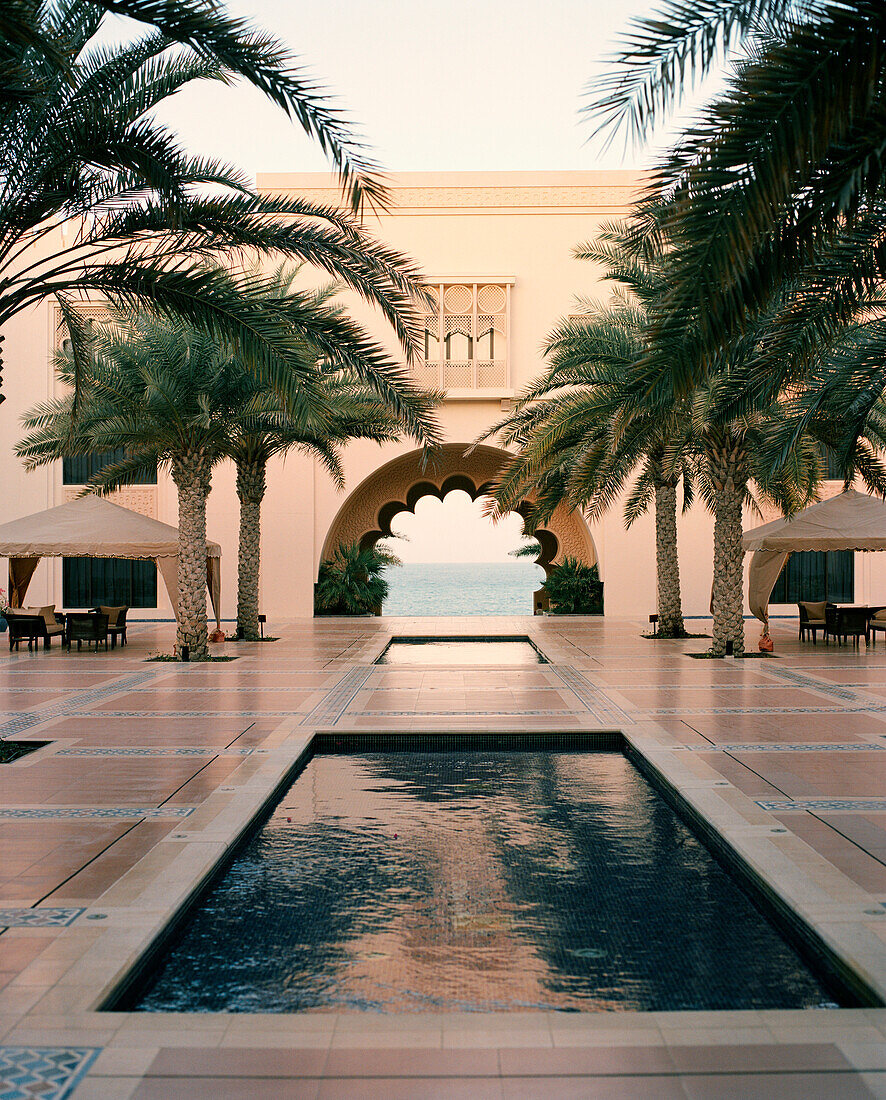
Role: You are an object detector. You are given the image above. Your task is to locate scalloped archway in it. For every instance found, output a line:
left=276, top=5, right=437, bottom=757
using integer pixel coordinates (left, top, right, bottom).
left=320, top=444, right=597, bottom=582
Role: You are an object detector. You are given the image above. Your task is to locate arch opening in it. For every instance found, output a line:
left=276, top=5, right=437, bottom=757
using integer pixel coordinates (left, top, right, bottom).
left=318, top=444, right=597, bottom=616
left=380, top=489, right=545, bottom=616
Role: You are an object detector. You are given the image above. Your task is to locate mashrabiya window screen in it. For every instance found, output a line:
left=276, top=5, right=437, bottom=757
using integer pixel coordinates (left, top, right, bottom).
left=418, top=283, right=509, bottom=389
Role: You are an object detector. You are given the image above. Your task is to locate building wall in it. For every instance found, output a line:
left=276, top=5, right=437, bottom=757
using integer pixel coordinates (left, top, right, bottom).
left=2, top=171, right=884, bottom=622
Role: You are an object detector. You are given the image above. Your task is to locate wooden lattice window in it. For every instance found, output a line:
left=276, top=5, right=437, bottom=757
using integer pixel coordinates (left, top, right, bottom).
left=414, top=282, right=511, bottom=392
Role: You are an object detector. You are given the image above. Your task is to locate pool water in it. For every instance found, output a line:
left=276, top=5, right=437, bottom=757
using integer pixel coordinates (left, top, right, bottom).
left=134, top=751, right=839, bottom=1013
left=378, top=638, right=543, bottom=665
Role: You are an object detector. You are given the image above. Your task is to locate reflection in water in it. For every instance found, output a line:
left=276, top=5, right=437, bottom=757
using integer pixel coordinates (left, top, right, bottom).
left=138, top=752, right=837, bottom=1013
left=378, top=640, right=542, bottom=665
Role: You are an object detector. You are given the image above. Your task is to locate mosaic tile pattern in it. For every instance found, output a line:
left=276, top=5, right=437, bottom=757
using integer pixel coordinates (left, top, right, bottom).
left=756, top=799, right=886, bottom=812
left=352, top=709, right=583, bottom=717
left=549, top=665, right=635, bottom=725
left=55, top=746, right=255, bottom=757
left=685, top=743, right=885, bottom=752
left=763, top=665, right=879, bottom=702
left=301, top=665, right=374, bottom=726
left=647, top=704, right=886, bottom=715
left=0, top=907, right=84, bottom=928
left=64, top=710, right=304, bottom=718
left=0, top=714, right=45, bottom=737
left=0, top=1046, right=99, bottom=1100
left=0, top=806, right=194, bottom=820
left=0, top=671, right=159, bottom=738
left=124, top=686, right=314, bottom=693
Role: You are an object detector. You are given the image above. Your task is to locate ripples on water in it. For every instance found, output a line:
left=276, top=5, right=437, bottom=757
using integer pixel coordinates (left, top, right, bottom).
left=138, top=752, right=837, bottom=1013
left=383, top=562, right=545, bottom=616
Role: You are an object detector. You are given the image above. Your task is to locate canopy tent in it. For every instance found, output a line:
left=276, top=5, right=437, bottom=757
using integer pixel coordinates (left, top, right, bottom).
left=743, top=489, right=886, bottom=629
left=0, top=496, right=221, bottom=628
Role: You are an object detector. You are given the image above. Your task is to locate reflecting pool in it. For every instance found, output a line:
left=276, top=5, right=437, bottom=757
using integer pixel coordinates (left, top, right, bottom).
left=377, top=638, right=543, bottom=665
left=135, top=750, right=839, bottom=1013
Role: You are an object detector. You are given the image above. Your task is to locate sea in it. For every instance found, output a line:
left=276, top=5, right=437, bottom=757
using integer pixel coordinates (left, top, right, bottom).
left=382, top=561, right=545, bottom=616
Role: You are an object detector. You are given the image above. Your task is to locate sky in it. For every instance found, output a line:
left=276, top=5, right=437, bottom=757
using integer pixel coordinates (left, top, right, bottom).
left=141, top=0, right=707, bottom=561
left=145, top=0, right=698, bottom=179
left=385, top=492, right=532, bottom=563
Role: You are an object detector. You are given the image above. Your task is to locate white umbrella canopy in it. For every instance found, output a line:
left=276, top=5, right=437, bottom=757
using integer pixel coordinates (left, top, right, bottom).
left=0, top=495, right=221, bottom=626
left=743, top=490, right=886, bottom=628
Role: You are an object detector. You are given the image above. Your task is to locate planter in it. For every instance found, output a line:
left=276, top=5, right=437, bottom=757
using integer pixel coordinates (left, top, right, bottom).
left=0, top=616, right=7, bottom=634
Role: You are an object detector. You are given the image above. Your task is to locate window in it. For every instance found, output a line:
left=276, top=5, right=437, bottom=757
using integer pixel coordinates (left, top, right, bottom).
left=62, top=449, right=157, bottom=485
left=770, top=550, right=854, bottom=604
left=821, top=445, right=845, bottom=480
left=63, top=557, right=157, bottom=608
left=415, top=283, right=510, bottom=391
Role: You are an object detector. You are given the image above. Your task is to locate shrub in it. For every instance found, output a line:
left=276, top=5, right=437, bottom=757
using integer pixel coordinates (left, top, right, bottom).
left=314, top=541, right=400, bottom=615
left=542, top=558, right=604, bottom=614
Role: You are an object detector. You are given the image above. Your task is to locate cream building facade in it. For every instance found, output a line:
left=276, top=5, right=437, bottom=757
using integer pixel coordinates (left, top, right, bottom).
left=1, top=171, right=881, bottom=623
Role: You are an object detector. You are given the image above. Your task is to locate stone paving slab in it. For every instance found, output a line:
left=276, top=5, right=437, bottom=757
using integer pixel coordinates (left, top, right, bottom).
left=0, top=616, right=884, bottom=1096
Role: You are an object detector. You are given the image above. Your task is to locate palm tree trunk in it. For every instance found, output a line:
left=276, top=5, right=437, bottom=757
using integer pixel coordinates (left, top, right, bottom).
left=654, top=482, right=686, bottom=637
left=708, top=439, right=747, bottom=657
left=236, top=456, right=267, bottom=641
left=172, top=451, right=211, bottom=659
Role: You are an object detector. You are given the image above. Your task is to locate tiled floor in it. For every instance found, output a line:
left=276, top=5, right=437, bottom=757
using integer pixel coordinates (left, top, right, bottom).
left=0, top=614, right=883, bottom=1097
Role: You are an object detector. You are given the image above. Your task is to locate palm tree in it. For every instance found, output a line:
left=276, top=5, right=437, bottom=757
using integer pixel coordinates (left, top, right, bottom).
left=229, top=373, right=416, bottom=640
left=479, top=210, right=849, bottom=653
left=478, top=221, right=696, bottom=638
left=1, top=0, right=384, bottom=207
left=0, top=1, right=433, bottom=413
left=482, top=310, right=695, bottom=638
left=586, top=1, right=886, bottom=394
left=19, top=284, right=439, bottom=656
left=690, top=378, right=822, bottom=655
left=18, top=312, right=251, bottom=657
left=221, top=267, right=438, bottom=640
